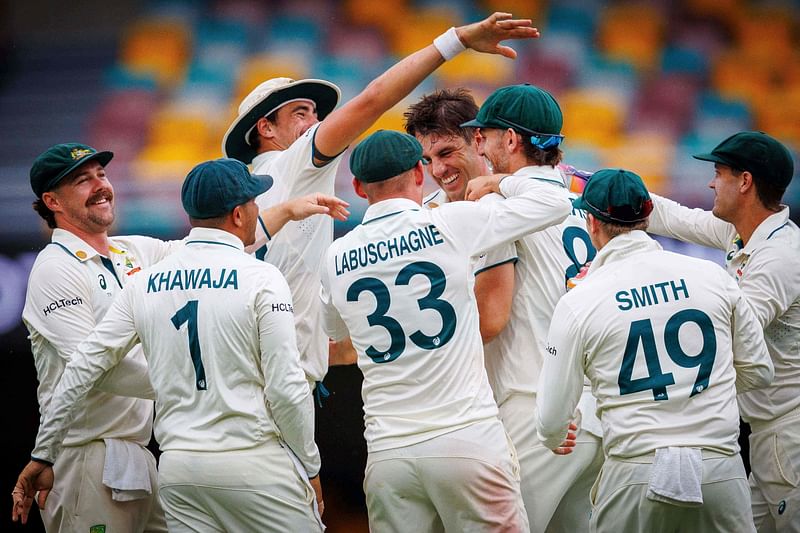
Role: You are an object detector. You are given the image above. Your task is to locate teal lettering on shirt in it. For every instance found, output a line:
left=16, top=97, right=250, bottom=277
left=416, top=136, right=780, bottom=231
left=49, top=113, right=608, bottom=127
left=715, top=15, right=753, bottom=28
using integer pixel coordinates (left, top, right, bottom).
left=147, top=268, right=239, bottom=293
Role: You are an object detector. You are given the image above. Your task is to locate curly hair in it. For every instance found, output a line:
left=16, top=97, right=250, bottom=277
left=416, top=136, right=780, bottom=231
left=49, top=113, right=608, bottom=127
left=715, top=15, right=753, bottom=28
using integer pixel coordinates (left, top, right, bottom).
left=404, top=88, right=479, bottom=143
left=33, top=198, right=57, bottom=228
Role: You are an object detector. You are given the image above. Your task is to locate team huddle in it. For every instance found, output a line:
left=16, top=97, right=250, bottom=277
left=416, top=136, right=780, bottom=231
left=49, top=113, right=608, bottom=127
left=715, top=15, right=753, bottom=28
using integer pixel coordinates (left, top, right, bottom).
left=10, top=11, right=800, bottom=533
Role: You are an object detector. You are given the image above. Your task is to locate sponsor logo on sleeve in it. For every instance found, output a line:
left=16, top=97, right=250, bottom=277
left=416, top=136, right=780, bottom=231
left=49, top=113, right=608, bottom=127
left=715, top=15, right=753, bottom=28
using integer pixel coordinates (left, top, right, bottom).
left=546, top=344, right=557, bottom=357
left=42, top=296, right=84, bottom=316
left=271, top=302, right=294, bottom=313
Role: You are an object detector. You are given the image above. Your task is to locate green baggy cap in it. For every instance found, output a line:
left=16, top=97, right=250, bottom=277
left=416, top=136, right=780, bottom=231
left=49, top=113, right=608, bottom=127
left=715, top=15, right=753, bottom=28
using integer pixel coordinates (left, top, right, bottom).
left=350, top=130, right=427, bottom=183
left=182, top=158, right=273, bottom=219
left=30, top=143, right=114, bottom=197
left=573, top=168, right=653, bottom=224
left=693, top=131, right=794, bottom=188
left=461, top=83, right=563, bottom=135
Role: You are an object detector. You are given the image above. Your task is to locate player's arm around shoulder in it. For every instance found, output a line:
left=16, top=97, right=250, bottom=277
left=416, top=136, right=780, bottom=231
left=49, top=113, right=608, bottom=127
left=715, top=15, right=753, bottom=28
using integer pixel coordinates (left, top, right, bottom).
left=113, top=234, right=186, bottom=266
left=647, top=193, right=732, bottom=250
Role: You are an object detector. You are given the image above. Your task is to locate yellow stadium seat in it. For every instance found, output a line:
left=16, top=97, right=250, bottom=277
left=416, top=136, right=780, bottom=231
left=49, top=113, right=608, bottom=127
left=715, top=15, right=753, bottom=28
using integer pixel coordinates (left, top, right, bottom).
left=343, top=0, right=411, bottom=42
left=436, top=50, right=515, bottom=86
left=597, top=4, right=663, bottom=70
left=234, top=54, right=310, bottom=103
left=146, top=109, right=214, bottom=148
left=599, top=132, right=675, bottom=194
left=120, top=18, right=192, bottom=88
left=561, top=88, right=627, bottom=148
left=133, top=142, right=206, bottom=182
left=388, top=8, right=456, bottom=57
left=483, top=0, right=545, bottom=19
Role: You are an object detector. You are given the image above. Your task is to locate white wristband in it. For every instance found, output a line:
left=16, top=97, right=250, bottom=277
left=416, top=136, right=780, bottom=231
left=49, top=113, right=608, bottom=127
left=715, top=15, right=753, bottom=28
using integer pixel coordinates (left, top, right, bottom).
left=433, top=27, right=466, bottom=61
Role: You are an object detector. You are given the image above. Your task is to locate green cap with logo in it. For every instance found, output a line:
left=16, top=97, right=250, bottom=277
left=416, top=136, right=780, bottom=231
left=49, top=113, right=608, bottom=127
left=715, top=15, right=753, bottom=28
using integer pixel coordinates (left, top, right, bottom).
left=573, top=168, right=653, bottom=224
left=181, top=158, right=273, bottom=219
left=461, top=83, right=563, bottom=135
left=30, top=143, right=114, bottom=198
left=350, top=130, right=427, bottom=183
left=693, top=131, right=794, bottom=188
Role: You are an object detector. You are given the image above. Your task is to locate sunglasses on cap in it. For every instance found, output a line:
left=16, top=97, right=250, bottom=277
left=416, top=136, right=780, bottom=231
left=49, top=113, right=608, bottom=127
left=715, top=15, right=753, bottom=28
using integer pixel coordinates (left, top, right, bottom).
left=492, top=116, right=565, bottom=150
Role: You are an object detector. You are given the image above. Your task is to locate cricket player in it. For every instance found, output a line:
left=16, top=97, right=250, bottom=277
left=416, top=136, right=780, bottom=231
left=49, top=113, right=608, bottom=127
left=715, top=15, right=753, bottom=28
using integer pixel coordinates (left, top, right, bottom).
left=537, top=167, right=774, bottom=532
left=19, top=142, right=174, bottom=532
left=12, top=158, right=328, bottom=532
left=222, top=12, right=541, bottom=381
left=404, top=88, right=515, bottom=344
left=463, top=84, right=604, bottom=532
left=645, top=131, right=800, bottom=532
left=319, top=129, right=575, bottom=531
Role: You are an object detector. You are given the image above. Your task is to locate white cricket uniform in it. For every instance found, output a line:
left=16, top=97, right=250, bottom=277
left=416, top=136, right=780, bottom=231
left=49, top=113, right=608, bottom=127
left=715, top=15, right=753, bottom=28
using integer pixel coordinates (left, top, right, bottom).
left=32, top=227, right=322, bottom=533
left=22, top=228, right=173, bottom=533
left=320, top=175, right=572, bottom=532
left=537, top=231, right=773, bottom=533
left=478, top=166, right=604, bottom=533
left=250, top=122, right=345, bottom=383
left=648, top=197, right=800, bottom=532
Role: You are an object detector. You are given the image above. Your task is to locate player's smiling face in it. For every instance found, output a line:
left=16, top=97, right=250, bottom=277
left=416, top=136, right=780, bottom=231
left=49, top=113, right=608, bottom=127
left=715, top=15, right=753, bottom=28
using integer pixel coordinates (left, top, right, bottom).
left=271, top=100, right=319, bottom=148
left=48, top=160, right=115, bottom=232
left=418, top=131, right=487, bottom=202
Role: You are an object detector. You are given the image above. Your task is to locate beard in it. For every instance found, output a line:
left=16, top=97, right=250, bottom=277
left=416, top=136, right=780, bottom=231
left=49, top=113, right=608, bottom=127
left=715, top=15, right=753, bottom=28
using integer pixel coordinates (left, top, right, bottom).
left=80, top=189, right=116, bottom=229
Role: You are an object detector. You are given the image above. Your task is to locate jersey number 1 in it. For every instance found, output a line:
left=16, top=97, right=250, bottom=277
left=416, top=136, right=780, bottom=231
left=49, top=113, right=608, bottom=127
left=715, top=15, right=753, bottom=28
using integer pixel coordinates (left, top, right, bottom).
left=171, top=300, right=208, bottom=390
left=618, top=309, right=716, bottom=400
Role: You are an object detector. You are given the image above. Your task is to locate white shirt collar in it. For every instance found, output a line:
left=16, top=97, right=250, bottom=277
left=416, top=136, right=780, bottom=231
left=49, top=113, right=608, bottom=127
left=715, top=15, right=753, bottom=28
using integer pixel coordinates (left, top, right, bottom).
left=185, top=227, right=246, bottom=251
left=588, top=230, right=662, bottom=273
left=361, top=198, right=421, bottom=225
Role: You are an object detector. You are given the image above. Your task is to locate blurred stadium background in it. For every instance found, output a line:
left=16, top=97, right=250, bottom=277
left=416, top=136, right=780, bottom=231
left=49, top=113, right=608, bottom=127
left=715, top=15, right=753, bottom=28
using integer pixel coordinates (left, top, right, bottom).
left=1, top=0, right=798, bottom=531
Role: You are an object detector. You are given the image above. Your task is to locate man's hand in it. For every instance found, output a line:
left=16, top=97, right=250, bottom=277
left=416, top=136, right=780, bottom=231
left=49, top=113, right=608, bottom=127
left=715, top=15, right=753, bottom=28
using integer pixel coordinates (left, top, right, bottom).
left=11, top=461, right=53, bottom=524
left=329, top=337, right=357, bottom=366
left=465, top=174, right=509, bottom=201
left=284, top=194, right=350, bottom=222
left=457, top=12, right=540, bottom=59
left=551, top=422, right=578, bottom=456
left=310, top=475, right=324, bottom=517
left=258, top=194, right=350, bottom=240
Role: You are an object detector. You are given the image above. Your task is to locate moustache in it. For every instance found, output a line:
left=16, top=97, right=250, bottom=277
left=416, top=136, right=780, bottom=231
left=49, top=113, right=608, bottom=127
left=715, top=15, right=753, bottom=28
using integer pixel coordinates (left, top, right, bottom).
left=86, top=189, right=114, bottom=206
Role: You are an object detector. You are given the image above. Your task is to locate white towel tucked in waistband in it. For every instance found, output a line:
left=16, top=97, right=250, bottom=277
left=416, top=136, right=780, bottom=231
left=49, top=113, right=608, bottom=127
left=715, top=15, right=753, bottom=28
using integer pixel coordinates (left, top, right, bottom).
left=102, top=439, right=152, bottom=502
left=647, top=447, right=703, bottom=507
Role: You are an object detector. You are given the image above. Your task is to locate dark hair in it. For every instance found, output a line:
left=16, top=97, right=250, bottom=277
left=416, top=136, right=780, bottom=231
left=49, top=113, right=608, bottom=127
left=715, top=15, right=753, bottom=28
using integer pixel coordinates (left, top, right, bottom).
left=404, top=88, right=478, bottom=143
left=730, top=167, right=786, bottom=210
left=521, top=141, right=563, bottom=167
left=33, top=198, right=57, bottom=228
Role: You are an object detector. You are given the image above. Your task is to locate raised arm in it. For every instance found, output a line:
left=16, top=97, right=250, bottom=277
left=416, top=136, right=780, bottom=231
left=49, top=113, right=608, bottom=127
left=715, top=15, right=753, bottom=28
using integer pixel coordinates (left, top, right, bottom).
left=313, top=13, right=540, bottom=162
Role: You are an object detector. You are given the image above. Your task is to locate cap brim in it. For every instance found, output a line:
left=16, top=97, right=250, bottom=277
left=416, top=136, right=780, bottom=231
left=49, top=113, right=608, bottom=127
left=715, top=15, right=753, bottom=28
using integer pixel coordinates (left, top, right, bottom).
left=460, top=118, right=486, bottom=128
left=692, top=152, right=736, bottom=167
left=222, top=79, right=341, bottom=164
left=572, top=196, right=589, bottom=212
left=250, top=174, right=274, bottom=197
left=47, top=150, right=114, bottom=194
